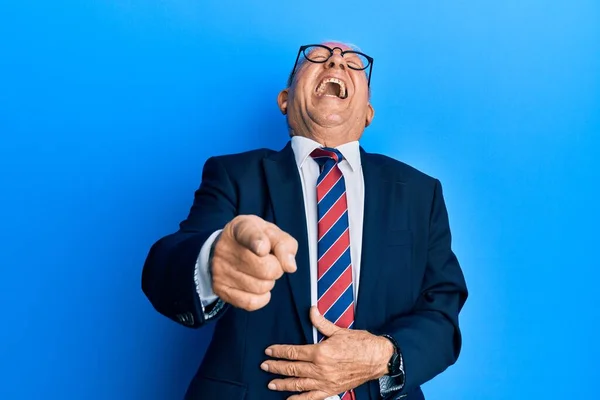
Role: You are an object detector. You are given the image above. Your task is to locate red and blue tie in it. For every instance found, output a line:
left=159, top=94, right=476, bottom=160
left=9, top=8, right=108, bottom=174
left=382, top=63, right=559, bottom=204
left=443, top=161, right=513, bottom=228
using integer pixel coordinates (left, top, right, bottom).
left=311, top=147, right=355, bottom=400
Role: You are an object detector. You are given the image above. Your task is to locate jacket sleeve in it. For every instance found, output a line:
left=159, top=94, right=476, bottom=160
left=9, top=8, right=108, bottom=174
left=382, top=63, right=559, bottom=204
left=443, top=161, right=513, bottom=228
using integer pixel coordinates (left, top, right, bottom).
left=141, top=156, right=237, bottom=328
left=380, top=179, right=468, bottom=395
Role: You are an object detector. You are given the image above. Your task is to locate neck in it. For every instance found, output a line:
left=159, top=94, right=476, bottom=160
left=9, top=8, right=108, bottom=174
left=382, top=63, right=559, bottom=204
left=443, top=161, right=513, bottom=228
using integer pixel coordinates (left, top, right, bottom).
left=290, top=122, right=362, bottom=148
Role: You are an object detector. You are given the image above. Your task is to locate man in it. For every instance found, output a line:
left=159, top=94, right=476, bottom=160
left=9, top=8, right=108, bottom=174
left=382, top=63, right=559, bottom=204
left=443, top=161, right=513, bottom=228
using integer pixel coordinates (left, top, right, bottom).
left=142, top=42, right=468, bottom=400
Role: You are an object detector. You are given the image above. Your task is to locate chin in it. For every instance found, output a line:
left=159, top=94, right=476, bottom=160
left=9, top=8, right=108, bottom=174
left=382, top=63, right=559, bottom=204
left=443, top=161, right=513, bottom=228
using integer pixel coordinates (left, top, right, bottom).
left=325, top=113, right=344, bottom=123
left=309, top=110, right=345, bottom=127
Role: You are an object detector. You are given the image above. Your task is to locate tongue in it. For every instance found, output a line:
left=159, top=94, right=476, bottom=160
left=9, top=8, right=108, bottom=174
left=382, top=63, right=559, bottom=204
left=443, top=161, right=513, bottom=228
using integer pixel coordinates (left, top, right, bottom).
left=324, top=82, right=341, bottom=97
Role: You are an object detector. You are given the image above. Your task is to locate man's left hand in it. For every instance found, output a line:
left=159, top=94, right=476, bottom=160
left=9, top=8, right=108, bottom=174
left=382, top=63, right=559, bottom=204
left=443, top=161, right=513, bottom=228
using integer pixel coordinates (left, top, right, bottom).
left=260, top=306, right=394, bottom=400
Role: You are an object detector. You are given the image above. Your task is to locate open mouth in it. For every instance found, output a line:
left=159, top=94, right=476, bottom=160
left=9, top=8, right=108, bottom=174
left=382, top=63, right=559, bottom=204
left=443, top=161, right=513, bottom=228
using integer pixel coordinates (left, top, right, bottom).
left=315, top=77, right=348, bottom=99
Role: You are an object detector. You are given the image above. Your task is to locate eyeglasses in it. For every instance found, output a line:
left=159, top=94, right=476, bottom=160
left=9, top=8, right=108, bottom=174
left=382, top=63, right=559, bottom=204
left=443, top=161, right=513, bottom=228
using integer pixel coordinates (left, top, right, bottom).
left=290, top=44, right=374, bottom=87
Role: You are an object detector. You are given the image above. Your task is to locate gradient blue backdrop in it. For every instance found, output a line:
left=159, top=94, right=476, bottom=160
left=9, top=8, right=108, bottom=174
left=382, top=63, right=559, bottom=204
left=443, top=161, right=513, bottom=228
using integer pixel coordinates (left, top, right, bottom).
left=1, top=1, right=599, bottom=399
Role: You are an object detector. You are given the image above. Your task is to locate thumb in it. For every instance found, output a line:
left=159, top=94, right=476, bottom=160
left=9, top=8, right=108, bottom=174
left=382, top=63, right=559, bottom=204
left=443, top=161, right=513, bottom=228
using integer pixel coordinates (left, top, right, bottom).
left=310, top=306, right=340, bottom=338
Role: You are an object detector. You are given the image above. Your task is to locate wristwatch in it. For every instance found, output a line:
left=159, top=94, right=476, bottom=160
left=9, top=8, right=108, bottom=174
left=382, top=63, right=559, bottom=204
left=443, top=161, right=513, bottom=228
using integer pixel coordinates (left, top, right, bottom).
left=382, top=334, right=405, bottom=381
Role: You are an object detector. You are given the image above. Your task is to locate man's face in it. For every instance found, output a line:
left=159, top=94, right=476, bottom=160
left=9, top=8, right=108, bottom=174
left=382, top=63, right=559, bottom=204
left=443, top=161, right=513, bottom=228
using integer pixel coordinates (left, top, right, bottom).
left=279, top=42, right=374, bottom=139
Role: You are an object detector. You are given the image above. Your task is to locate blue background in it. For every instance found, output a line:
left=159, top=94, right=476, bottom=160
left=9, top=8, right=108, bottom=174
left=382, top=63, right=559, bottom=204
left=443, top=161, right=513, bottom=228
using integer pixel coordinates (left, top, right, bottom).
left=1, top=1, right=599, bottom=399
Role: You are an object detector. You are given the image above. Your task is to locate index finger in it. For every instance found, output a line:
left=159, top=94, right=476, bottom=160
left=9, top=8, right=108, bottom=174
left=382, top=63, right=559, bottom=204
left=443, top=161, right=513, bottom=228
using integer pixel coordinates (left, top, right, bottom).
left=263, top=223, right=298, bottom=273
left=230, top=216, right=271, bottom=256
left=265, top=344, right=316, bottom=361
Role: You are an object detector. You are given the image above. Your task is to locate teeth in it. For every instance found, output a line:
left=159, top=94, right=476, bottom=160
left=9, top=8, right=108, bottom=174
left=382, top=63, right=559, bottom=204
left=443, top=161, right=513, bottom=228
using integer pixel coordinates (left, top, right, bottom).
left=316, top=77, right=347, bottom=98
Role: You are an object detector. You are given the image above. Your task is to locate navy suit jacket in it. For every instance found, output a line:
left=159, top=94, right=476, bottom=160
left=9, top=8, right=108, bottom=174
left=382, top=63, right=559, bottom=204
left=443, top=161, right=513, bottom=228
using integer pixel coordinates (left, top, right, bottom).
left=142, top=142, right=468, bottom=400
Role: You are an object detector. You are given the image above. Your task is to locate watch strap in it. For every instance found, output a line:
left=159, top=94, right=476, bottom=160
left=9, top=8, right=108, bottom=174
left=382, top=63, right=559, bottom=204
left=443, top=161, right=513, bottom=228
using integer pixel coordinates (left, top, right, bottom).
left=381, top=334, right=405, bottom=379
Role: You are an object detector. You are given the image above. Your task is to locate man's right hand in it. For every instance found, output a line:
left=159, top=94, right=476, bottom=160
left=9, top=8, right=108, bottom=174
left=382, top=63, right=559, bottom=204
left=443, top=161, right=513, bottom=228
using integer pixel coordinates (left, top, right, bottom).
left=210, top=215, right=298, bottom=311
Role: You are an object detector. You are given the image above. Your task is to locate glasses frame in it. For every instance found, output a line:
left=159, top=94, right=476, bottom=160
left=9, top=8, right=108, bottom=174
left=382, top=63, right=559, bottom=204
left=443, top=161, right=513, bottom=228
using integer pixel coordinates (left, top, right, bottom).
left=290, top=44, right=374, bottom=87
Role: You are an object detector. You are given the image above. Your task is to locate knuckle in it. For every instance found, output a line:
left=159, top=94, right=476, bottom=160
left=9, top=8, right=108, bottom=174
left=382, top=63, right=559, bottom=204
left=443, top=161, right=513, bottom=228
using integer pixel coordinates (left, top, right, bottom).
left=280, top=231, right=297, bottom=247
left=293, top=380, right=304, bottom=392
left=287, top=364, right=298, bottom=377
left=272, top=265, right=285, bottom=280
left=235, top=214, right=256, bottom=227
left=260, top=256, right=282, bottom=280
left=272, top=261, right=285, bottom=279
left=259, top=279, right=275, bottom=293
left=287, top=346, right=298, bottom=360
left=313, top=349, right=325, bottom=364
left=288, top=236, right=299, bottom=253
left=240, top=300, right=254, bottom=311
left=249, top=278, right=266, bottom=294
left=227, top=216, right=243, bottom=237
left=263, top=225, right=278, bottom=237
left=240, top=295, right=255, bottom=311
left=246, top=293, right=269, bottom=311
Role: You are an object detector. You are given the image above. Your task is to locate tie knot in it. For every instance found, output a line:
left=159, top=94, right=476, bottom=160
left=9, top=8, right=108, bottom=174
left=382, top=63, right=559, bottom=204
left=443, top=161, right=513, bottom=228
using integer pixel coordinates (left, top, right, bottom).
left=310, top=147, right=344, bottom=167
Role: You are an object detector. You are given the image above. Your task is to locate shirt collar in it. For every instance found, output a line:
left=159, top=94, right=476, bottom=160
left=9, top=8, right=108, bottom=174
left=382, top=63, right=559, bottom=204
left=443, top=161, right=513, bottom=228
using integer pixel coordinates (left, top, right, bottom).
left=290, top=136, right=361, bottom=172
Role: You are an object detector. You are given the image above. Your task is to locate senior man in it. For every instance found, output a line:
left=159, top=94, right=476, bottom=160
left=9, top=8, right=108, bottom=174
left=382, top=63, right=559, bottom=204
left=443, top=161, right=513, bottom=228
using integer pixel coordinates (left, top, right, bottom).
left=142, top=42, right=468, bottom=400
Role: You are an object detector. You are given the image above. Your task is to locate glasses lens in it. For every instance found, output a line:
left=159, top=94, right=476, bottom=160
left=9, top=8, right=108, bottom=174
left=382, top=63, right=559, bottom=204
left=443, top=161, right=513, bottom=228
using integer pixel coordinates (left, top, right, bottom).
left=303, top=45, right=331, bottom=62
left=344, top=51, right=370, bottom=71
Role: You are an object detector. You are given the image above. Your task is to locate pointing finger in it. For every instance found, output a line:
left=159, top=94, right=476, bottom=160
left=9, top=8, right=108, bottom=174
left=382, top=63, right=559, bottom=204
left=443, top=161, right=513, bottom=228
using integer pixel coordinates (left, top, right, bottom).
left=230, top=216, right=271, bottom=256
left=264, top=223, right=298, bottom=273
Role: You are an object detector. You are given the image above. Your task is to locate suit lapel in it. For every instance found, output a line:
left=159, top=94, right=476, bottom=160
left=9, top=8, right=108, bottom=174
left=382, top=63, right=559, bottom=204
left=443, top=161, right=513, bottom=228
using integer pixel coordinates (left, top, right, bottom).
left=263, top=142, right=313, bottom=344
left=355, top=148, right=397, bottom=331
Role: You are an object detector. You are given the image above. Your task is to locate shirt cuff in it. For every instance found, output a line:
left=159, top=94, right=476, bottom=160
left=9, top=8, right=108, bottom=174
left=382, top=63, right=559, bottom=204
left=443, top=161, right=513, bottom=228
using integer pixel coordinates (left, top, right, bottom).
left=194, top=229, right=223, bottom=317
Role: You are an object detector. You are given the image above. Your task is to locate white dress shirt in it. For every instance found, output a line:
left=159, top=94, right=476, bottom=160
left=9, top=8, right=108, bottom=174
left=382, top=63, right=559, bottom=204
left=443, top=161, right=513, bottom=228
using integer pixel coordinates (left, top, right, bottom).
left=194, top=137, right=398, bottom=399
left=195, top=136, right=364, bottom=339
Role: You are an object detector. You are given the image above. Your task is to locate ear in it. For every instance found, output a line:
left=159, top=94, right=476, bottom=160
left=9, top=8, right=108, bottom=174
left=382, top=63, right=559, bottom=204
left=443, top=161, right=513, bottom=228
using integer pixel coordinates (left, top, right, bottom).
left=277, top=89, right=289, bottom=115
left=365, top=103, right=375, bottom=127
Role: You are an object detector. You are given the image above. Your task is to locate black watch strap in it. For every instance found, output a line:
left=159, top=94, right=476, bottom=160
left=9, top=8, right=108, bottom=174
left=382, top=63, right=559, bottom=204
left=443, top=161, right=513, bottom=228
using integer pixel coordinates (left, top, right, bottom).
left=381, top=334, right=405, bottom=379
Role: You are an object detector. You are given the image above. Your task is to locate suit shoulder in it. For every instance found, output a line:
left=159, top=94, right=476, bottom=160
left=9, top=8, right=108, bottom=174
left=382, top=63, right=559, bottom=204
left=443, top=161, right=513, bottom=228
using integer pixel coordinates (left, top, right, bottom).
left=202, top=148, right=276, bottom=183
left=367, top=152, right=438, bottom=185
left=211, top=148, right=276, bottom=165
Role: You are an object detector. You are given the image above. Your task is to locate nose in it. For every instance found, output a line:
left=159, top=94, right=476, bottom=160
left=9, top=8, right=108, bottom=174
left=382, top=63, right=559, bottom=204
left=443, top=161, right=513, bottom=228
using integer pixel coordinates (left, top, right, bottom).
left=325, top=48, right=347, bottom=71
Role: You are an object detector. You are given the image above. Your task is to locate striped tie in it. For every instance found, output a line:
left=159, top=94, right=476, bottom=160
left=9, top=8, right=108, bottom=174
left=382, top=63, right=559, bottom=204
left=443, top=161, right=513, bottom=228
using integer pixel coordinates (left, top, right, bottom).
left=311, top=147, right=356, bottom=400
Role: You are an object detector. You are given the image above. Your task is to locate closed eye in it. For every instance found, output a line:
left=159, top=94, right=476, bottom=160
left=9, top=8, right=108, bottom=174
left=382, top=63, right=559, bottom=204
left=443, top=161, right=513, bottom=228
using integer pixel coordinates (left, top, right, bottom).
left=345, top=55, right=364, bottom=69
left=347, top=60, right=362, bottom=69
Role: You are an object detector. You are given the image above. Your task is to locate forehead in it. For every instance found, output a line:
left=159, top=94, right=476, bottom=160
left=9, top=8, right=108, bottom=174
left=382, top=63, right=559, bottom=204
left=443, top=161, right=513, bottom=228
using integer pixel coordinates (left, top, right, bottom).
left=320, top=41, right=354, bottom=51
